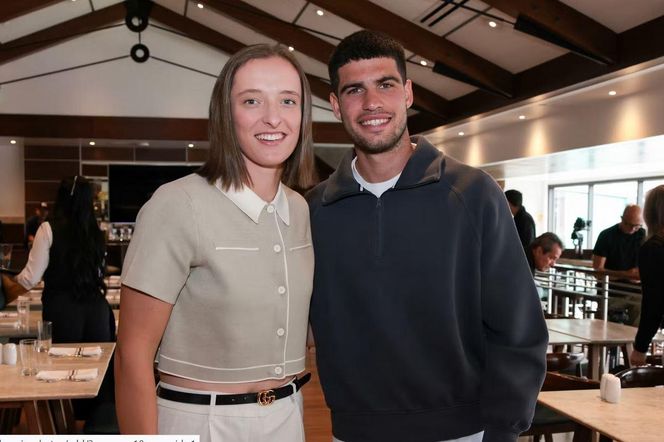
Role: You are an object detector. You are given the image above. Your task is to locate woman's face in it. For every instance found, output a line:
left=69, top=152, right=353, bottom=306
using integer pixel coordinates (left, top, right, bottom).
left=231, top=56, right=302, bottom=177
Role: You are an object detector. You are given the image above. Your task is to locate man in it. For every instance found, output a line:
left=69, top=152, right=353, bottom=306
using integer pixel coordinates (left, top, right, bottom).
left=24, top=202, right=48, bottom=248
left=527, top=232, right=564, bottom=274
left=307, top=31, right=547, bottom=442
left=505, top=190, right=536, bottom=251
left=592, top=204, right=646, bottom=324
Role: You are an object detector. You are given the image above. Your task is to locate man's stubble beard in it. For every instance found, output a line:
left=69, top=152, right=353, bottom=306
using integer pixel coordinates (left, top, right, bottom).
left=342, top=111, right=408, bottom=155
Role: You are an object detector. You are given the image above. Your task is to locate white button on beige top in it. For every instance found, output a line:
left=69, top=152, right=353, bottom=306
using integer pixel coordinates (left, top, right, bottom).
left=267, top=205, right=275, bottom=213
left=273, top=244, right=282, bottom=253
left=277, top=328, right=285, bottom=337
left=277, top=286, right=286, bottom=295
left=274, top=366, right=283, bottom=375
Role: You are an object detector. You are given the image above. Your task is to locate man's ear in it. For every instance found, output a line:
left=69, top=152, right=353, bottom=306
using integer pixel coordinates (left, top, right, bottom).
left=330, top=92, right=342, bottom=121
left=404, top=79, right=414, bottom=109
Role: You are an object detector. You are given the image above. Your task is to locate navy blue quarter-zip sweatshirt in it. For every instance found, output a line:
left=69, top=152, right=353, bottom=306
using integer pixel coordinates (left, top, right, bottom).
left=306, top=136, right=548, bottom=442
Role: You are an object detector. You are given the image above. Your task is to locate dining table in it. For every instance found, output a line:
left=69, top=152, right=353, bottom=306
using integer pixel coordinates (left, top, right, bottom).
left=538, top=387, right=664, bottom=442
left=0, top=342, right=115, bottom=434
left=546, top=319, right=664, bottom=379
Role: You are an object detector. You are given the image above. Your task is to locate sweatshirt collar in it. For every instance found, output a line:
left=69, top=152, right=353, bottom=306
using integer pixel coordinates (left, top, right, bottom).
left=322, top=135, right=444, bottom=205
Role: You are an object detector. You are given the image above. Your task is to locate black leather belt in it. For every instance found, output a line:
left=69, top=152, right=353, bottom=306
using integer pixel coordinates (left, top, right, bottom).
left=156, top=373, right=311, bottom=406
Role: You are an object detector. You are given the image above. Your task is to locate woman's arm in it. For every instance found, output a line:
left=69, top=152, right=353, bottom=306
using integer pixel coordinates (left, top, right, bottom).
left=115, top=285, right=173, bottom=434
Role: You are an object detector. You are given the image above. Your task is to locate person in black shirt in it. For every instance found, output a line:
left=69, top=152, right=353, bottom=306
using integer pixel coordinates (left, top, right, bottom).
left=505, top=189, right=536, bottom=251
left=24, top=202, right=48, bottom=248
left=593, top=204, right=645, bottom=324
left=630, top=186, right=664, bottom=366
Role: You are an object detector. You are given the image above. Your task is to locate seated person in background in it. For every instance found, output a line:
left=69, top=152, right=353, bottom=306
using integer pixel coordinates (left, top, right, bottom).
left=592, top=204, right=646, bottom=324
left=630, top=185, right=664, bottom=366
left=527, top=232, right=563, bottom=274
left=505, top=189, right=536, bottom=251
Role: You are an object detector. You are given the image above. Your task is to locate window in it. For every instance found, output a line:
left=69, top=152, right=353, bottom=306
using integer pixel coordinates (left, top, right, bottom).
left=591, top=181, right=637, bottom=246
left=551, top=185, right=589, bottom=249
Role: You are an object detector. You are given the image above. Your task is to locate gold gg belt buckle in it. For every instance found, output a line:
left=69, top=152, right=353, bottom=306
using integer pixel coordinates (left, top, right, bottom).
left=257, top=389, right=276, bottom=406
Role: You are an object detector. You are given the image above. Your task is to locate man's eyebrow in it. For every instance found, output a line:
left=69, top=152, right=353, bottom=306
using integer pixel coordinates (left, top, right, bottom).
left=339, top=76, right=402, bottom=94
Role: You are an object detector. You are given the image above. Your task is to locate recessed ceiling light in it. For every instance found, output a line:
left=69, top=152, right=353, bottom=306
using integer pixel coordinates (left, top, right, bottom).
left=420, top=60, right=428, bottom=66
left=458, top=131, right=465, bottom=136
left=608, top=90, right=617, bottom=96
left=488, top=21, right=497, bottom=28
left=89, top=141, right=96, bottom=146
left=10, top=139, right=17, bottom=144
left=188, top=143, right=195, bottom=148
left=197, top=3, right=204, bottom=9
left=518, top=115, right=526, bottom=120
left=316, top=9, right=324, bottom=16
left=288, top=46, right=295, bottom=52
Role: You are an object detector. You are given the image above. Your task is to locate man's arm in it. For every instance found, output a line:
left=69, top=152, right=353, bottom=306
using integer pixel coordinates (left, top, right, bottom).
left=592, top=254, right=639, bottom=280
left=476, top=179, right=548, bottom=442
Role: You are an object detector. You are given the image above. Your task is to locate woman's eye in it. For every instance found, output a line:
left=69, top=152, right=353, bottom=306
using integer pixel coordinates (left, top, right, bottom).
left=243, top=98, right=259, bottom=105
left=282, top=98, right=297, bottom=105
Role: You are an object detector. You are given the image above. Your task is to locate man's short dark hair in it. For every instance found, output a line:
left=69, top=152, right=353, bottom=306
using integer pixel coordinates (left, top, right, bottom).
left=504, top=190, right=523, bottom=208
left=328, top=30, right=407, bottom=94
left=531, top=232, right=563, bottom=254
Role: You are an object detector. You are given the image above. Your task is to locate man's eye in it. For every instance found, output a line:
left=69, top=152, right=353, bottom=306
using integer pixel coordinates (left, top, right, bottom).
left=379, top=82, right=394, bottom=89
left=347, top=87, right=362, bottom=95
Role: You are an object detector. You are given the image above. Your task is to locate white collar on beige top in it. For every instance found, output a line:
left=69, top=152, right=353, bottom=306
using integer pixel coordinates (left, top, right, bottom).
left=216, top=181, right=290, bottom=226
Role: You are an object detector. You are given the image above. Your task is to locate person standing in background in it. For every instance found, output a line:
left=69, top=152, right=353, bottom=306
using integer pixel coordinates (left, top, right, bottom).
left=24, top=202, right=48, bottom=248
left=505, top=189, right=536, bottom=251
left=630, top=186, right=664, bottom=365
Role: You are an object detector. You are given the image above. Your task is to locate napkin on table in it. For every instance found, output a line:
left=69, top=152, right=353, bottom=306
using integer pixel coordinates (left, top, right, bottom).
left=36, top=368, right=99, bottom=381
left=48, top=346, right=103, bottom=357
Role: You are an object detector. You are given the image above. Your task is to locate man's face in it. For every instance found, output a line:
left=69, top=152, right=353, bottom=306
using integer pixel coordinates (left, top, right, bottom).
left=329, top=57, right=413, bottom=154
left=620, top=208, right=643, bottom=234
left=533, top=244, right=562, bottom=271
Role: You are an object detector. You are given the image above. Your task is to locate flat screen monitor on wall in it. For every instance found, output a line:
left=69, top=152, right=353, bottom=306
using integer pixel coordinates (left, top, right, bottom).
left=108, top=164, right=198, bottom=223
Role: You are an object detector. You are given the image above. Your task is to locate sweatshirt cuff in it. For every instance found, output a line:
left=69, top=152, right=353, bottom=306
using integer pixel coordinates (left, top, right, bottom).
left=482, top=427, right=519, bottom=442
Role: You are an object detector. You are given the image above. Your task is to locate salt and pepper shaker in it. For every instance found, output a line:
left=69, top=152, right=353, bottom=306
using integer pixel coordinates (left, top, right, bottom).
left=600, top=373, right=621, bottom=403
left=3, top=343, right=17, bottom=365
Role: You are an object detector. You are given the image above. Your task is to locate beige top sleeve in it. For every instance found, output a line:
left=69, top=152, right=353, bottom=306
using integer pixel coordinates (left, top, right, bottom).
left=121, top=183, right=199, bottom=304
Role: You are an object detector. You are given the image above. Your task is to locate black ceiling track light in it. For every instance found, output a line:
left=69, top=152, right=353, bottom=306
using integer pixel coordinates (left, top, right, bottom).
left=125, top=0, right=153, bottom=63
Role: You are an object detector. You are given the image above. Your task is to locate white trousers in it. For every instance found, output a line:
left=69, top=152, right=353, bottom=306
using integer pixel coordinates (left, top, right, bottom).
left=157, top=381, right=305, bottom=442
left=333, top=430, right=484, bottom=442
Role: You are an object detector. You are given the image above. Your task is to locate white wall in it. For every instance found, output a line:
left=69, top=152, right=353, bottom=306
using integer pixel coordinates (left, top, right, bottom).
left=0, top=141, right=25, bottom=222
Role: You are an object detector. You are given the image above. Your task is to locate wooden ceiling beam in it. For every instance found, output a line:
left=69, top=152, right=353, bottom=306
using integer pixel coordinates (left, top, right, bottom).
left=150, top=4, right=334, bottom=103
left=439, top=15, right=664, bottom=126
left=0, top=0, right=62, bottom=22
left=0, top=3, right=125, bottom=65
left=483, top=0, right=617, bottom=64
left=0, top=114, right=352, bottom=144
left=202, top=0, right=448, bottom=119
left=311, top=0, right=514, bottom=97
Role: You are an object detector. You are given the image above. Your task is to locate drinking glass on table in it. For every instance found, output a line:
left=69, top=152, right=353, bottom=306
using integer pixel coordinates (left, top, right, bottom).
left=0, top=243, right=12, bottom=269
left=19, top=339, right=37, bottom=376
left=16, top=297, right=30, bottom=330
left=37, top=320, right=52, bottom=352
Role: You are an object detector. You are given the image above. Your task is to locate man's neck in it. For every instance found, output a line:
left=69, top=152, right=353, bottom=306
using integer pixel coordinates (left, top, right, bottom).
left=354, top=136, right=414, bottom=183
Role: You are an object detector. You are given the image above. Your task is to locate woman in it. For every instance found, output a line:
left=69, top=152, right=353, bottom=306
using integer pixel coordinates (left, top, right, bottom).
left=630, top=185, right=664, bottom=366
left=8, top=176, right=114, bottom=343
left=115, top=44, right=316, bottom=442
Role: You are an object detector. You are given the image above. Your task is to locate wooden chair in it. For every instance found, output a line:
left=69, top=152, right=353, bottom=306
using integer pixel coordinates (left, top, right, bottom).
left=614, top=365, right=664, bottom=388
left=522, top=372, right=599, bottom=442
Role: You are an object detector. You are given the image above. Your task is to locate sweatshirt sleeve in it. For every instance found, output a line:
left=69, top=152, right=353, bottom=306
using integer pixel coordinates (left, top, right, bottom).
left=476, top=177, right=549, bottom=441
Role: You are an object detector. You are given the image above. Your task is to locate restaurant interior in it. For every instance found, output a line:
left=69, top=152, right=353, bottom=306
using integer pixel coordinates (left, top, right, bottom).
left=1, top=0, right=664, bottom=441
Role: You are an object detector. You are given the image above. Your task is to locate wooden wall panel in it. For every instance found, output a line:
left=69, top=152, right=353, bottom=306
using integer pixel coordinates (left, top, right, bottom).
left=25, top=181, right=60, bottom=202
left=82, top=164, right=108, bottom=177
left=135, top=147, right=186, bottom=162
left=24, top=145, right=78, bottom=160
left=82, top=146, right=134, bottom=161
left=186, top=148, right=208, bottom=163
left=24, top=160, right=79, bottom=181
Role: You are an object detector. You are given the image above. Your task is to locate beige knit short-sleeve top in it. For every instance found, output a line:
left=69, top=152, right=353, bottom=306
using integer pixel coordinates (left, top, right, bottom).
left=121, top=174, right=314, bottom=383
